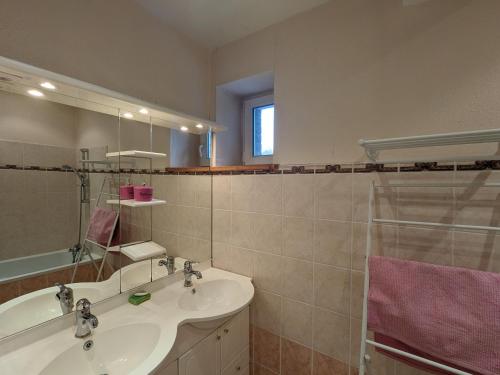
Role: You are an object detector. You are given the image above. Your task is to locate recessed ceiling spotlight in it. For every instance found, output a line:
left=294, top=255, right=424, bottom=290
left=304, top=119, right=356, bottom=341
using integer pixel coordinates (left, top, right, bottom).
left=139, top=108, right=148, bottom=115
left=180, top=126, right=189, bottom=132
left=196, top=123, right=203, bottom=129
left=122, top=112, right=133, bottom=119
left=27, top=89, right=44, bottom=97
left=40, top=81, right=56, bottom=90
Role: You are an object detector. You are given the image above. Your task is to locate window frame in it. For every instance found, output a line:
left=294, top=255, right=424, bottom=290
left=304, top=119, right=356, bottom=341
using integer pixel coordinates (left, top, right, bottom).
left=242, top=93, right=274, bottom=165
left=252, top=104, right=275, bottom=157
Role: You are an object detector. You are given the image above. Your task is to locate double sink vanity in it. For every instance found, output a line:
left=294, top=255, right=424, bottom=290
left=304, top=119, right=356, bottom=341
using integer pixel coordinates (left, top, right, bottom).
left=0, top=261, right=254, bottom=375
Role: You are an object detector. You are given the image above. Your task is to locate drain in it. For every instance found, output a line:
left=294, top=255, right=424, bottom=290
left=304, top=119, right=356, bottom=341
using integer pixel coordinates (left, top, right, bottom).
left=191, top=288, right=196, bottom=294
left=83, top=339, right=94, bottom=351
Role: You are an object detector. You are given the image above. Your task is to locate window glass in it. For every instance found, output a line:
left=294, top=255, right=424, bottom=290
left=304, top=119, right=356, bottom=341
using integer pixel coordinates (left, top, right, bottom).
left=253, top=104, right=274, bottom=156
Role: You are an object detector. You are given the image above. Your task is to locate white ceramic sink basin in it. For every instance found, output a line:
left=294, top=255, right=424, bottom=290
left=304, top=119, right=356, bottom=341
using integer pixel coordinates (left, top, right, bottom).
left=0, top=268, right=254, bottom=375
left=0, top=284, right=107, bottom=338
left=39, top=323, right=160, bottom=375
left=178, top=279, right=242, bottom=311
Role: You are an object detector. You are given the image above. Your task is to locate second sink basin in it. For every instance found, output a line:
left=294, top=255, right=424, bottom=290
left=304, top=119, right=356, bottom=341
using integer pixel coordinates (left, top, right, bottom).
left=39, top=323, right=160, bottom=375
left=178, top=279, right=242, bottom=311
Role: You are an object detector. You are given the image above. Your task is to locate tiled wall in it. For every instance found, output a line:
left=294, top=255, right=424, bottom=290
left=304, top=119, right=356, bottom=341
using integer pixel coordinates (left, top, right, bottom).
left=151, top=174, right=212, bottom=263
left=211, top=165, right=500, bottom=375
left=0, top=140, right=78, bottom=261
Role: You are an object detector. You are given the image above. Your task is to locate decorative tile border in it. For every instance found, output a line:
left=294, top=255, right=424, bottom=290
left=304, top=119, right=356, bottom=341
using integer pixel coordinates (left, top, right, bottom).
left=3, top=160, right=500, bottom=175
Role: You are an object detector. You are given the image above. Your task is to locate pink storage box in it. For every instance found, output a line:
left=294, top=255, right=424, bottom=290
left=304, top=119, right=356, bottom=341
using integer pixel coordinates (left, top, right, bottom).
left=119, top=185, right=134, bottom=200
left=134, top=185, right=153, bottom=201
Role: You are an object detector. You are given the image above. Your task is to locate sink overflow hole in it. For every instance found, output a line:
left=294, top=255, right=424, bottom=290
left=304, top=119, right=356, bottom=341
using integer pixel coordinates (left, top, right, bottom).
left=83, top=340, right=94, bottom=351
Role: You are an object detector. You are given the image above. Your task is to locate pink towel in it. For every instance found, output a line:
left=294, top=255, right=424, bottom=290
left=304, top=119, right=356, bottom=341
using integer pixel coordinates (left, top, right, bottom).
left=87, top=207, right=119, bottom=246
left=368, top=256, right=500, bottom=375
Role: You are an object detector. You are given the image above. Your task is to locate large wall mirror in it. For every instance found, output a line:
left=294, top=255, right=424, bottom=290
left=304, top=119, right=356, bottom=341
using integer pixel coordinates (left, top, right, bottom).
left=0, top=57, right=217, bottom=339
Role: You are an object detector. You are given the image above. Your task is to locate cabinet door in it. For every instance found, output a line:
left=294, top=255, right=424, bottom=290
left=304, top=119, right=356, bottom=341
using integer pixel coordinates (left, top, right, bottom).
left=220, top=308, right=249, bottom=371
left=221, top=347, right=250, bottom=375
left=155, top=360, right=178, bottom=375
left=179, top=330, right=220, bottom=375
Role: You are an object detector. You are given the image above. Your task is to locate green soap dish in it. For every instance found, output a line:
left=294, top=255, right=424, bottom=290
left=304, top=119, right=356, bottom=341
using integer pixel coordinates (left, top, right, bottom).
left=128, top=292, right=151, bottom=305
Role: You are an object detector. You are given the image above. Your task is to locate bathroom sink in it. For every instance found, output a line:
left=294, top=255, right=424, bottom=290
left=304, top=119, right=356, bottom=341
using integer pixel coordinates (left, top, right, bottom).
left=178, top=279, right=242, bottom=311
left=0, top=284, right=107, bottom=338
left=39, top=323, right=160, bottom=375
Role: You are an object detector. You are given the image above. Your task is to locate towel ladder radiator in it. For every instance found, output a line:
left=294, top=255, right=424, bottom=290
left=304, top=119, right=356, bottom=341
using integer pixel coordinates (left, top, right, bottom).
left=71, top=175, right=119, bottom=283
left=359, top=180, right=500, bottom=375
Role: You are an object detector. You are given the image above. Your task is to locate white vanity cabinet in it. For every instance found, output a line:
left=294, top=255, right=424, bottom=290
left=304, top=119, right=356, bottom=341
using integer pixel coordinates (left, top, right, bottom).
left=176, top=307, right=250, bottom=375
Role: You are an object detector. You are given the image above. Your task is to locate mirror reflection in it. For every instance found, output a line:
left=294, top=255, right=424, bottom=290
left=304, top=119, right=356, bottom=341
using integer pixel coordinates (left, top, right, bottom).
left=0, top=63, right=214, bottom=339
left=0, top=90, right=121, bottom=337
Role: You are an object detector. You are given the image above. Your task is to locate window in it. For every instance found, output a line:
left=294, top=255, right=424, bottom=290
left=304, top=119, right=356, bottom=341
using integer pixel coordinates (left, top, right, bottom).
left=243, top=93, right=274, bottom=164
left=253, top=104, right=274, bottom=157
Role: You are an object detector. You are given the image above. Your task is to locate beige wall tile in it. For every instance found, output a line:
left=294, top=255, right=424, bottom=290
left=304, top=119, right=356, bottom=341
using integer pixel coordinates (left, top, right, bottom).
left=398, top=227, right=452, bottom=266
left=213, top=175, right=231, bottom=210
left=253, top=175, right=283, bottom=215
left=315, top=173, right=352, bottom=221
left=282, top=298, right=313, bottom=347
left=232, top=174, right=254, bottom=212
left=352, top=172, right=399, bottom=223
left=213, top=209, right=231, bottom=244
left=177, top=206, right=198, bottom=237
left=314, top=220, right=351, bottom=268
left=195, top=175, right=212, bottom=208
left=253, top=289, right=282, bottom=335
left=229, top=246, right=254, bottom=277
left=282, top=257, right=314, bottom=304
left=0, top=169, right=24, bottom=194
left=314, top=264, right=350, bottom=315
left=350, top=271, right=365, bottom=319
left=231, top=211, right=255, bottom=249
left=177, top=175, right=198, bottom=207
left=163, top=175, right=179, bottom=205
left=196, top=207, right=211, bottom=240
left=23, top=170, right=47, bottom=193
left=283, top=174, right=315, bottom=218
left=313, top=307, right=349, bottom=363
left=453, top=231, right=500, bottom=273
left=397, top=172, right=454, bottom=225
left=284, top=217, right=314, bottom=261
left=253, top=252, right=282, bottom=294
left=212, top=241, right=231, bottom=271
left=352, top=223, right=398, bottom=271
left=254, top=214, right=283, bottom=254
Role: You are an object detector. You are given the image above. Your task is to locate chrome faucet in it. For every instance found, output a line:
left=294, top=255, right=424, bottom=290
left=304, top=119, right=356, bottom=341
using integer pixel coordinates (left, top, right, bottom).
left=75, top=298, right=98, bottom=338
left=68, top=243, right=82, bottom=263
left=158, top=256, right=176, bottom=275
left=183, top=260, right=202, bottom=287
left=55, top=283, right=74, bottom=314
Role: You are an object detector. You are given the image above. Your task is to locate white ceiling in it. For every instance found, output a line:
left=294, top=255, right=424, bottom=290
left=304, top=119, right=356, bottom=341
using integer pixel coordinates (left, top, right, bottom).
left=136, top=0, right=330, bottom=48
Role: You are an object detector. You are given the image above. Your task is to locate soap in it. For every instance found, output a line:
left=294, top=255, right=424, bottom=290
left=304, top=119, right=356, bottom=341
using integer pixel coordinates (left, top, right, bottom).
left=128, top=292, right=151, bottom=305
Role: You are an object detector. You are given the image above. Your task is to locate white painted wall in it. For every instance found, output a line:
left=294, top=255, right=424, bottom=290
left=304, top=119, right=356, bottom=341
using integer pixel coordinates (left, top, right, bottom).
left=215, top=88, right=242, bottom=166
left=213, top=0, right=500, bottom=164
left=0, top=0, right=212, bottom=119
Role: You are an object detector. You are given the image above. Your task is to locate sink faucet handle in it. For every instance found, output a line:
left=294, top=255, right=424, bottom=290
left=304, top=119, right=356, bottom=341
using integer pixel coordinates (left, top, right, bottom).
left=184, top=260, right=198, bottom=271
left=76, top=298, right=91, bottom=314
